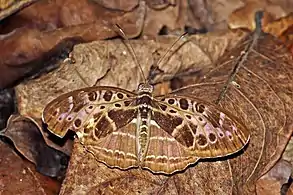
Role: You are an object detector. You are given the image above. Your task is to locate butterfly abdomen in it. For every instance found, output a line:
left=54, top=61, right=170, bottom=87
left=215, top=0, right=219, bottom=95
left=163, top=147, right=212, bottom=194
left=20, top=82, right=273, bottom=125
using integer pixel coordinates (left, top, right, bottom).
left=136, top=94, right=153, bottom=163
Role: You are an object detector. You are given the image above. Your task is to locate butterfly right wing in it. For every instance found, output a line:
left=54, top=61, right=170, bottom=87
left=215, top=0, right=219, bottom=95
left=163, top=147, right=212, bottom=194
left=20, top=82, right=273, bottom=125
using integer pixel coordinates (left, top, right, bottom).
left=141, top=94, right=249, bottom=174
left=42, top=86, right=141, bottom=169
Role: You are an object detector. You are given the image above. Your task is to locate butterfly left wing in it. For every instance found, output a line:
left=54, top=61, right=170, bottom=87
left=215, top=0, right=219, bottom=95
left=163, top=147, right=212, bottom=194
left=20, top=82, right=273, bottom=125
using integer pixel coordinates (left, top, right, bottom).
left=42, top=86, right=141, bottom=170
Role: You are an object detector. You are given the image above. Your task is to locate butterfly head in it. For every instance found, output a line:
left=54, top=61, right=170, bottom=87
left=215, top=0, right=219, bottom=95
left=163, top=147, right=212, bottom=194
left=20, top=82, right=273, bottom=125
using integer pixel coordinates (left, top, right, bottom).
left=137, top=83, right=154, bottom=94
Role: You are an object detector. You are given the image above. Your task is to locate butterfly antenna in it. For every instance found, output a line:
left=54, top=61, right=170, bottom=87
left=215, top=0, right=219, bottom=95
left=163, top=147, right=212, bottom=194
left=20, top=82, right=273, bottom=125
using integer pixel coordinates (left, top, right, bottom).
left=115, top=24, right=147, bottom=83
left=149, top=32, right=188, bottom=82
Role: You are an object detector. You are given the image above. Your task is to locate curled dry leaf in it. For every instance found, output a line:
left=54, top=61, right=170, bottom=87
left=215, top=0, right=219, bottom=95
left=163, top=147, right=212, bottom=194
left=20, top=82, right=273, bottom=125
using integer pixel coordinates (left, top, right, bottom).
left=15, top=31, right=245, bottom=194
left=0, top=114, right=70, bottom=178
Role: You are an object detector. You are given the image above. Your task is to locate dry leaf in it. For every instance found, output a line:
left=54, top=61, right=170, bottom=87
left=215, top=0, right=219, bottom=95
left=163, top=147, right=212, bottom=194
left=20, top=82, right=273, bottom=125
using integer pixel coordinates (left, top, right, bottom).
left=283, top=138, right=293, bottom=171
left=173, top=24, right=293, bottom=194
left=0, top=115, right=70, bottom=178
left=0, top=141, right=60, bottom=195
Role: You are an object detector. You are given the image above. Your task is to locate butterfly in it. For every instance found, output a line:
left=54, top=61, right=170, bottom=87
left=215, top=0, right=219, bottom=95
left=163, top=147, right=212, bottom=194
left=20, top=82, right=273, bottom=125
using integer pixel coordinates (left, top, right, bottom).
left=42, top=28, right=250, bottom=175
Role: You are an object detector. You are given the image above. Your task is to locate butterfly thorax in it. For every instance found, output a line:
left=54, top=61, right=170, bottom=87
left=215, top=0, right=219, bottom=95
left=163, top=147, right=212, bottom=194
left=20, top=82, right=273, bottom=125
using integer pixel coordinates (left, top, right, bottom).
left=136, top=83, right=154, bottom=163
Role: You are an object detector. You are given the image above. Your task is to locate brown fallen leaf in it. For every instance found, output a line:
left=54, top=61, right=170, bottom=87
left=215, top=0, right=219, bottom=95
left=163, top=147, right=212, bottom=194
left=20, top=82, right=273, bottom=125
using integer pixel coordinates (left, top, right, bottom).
left=173, top=13, right=293, bottom=194
left=281, top=136, right=293, bottom=194
left=0, top=141, right=60, bottom=195
left=2, top=0, right=258, bottom=90
left=0, top=115, right=70, bottom=178
left=228, top=3, right=293, bottom=50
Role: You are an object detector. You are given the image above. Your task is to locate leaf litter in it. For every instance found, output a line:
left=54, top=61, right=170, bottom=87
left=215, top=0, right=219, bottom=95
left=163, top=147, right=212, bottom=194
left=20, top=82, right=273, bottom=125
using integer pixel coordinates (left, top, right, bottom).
left=1, top=1, right=293, bottom=194
left=14, top=11, right=293, bottom=195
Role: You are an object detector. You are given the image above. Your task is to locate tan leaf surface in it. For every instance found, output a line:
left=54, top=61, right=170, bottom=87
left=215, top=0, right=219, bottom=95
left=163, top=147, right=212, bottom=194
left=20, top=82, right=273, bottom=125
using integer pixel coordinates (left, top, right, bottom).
left=173, top=28, right=293, bottom=193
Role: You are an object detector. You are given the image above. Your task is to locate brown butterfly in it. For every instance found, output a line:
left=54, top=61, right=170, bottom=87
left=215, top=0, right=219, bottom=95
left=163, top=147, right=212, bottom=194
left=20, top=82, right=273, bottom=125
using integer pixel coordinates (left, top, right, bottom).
left=42, top=28, right=250, bottom=174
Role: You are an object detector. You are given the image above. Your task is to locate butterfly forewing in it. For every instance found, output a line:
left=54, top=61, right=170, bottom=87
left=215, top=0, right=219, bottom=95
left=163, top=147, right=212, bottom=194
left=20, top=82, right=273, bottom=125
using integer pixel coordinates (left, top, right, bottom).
left=42, top=86, right=137, bottom=138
